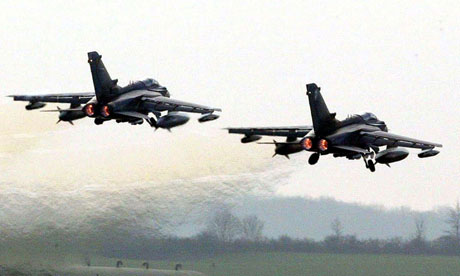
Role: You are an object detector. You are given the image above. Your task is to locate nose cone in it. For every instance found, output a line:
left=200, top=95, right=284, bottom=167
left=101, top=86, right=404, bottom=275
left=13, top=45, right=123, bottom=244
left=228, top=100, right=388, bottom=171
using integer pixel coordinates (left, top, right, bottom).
left=58, top=111, right=67, bottom=121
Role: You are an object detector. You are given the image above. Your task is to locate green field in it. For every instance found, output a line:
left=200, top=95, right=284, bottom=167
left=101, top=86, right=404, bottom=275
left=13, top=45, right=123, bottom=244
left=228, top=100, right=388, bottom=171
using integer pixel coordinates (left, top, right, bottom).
left=94, top=252, right=460, bottom=276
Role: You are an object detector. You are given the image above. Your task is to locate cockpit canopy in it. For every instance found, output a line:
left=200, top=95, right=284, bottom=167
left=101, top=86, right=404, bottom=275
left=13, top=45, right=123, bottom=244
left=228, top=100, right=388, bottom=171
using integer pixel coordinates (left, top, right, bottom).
left=347, top=112, right=379, bottom=122
left=121, top=78, right=169, bottom=96
left=141, top=78, right=169, bottom=96
left=343, top=112, right=386, bottom=131
left=360, top=112, right=379, bottom=122
left=360, top=112, right=387, bottom=130
left=141, top=78, right=160, bottom=87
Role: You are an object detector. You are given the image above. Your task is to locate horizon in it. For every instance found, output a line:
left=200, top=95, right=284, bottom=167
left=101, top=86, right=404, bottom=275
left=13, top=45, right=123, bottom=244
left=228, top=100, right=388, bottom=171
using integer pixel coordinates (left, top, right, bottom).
left=1, top=2, right=460, bottom=275
left=0, top=2, right=458, bottom=244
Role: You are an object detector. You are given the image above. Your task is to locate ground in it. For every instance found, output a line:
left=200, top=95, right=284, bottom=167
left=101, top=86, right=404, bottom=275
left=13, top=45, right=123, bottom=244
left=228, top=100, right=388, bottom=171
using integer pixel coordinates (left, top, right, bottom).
left=2, top=252, right=460, bottom=276
left=94, top=252, right=460, bottom=276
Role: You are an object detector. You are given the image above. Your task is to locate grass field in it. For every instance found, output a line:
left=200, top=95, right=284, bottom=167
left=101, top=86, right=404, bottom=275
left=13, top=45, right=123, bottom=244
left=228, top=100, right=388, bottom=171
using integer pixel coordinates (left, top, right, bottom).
left=93, top=252, right=460, bottom=276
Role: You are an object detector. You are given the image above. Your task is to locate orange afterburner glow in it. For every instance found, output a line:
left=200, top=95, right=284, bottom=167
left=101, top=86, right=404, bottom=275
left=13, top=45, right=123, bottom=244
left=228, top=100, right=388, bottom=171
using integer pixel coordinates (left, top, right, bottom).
left=318, top=139, right=329, bottom=151
left=84, top=104, right=95, bottom=116
left=302, top=138, right=313, bottom=150
left=101, top=105, right=111, bottom=117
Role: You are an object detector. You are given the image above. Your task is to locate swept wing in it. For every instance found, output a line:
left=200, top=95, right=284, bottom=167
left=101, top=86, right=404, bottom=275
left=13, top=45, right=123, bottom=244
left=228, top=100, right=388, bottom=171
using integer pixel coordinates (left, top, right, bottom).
left=360, top=131, right=442, bottom=149
left=227, top=126, right=312, bottom=138
left=9, top=93, right=94, bottom=104
left=142, top=96, right=221, bottom=114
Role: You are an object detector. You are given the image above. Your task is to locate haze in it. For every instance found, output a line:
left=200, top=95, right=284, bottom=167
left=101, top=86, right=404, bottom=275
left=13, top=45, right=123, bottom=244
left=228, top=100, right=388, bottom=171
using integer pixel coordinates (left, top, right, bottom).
left=0, top=0, right=459, bottom=211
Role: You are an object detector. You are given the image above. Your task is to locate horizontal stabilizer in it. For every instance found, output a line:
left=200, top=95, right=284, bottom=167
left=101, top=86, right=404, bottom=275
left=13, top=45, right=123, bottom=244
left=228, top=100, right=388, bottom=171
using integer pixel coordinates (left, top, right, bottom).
left=257, top=141, right=299, bottom=145
left=41, top=107, right=82, bottom=112
left=332, top=145, right=371, bottom=155
left=115, top=111, right=151, bottom=120
left=227, top=126, right=312, bottom=138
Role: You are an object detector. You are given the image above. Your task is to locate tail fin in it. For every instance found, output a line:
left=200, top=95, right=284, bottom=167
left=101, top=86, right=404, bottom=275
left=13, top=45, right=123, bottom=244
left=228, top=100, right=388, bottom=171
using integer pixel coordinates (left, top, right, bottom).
left=87, top=51, right=118, bottom=101
left=306, top=83, right=338, bottom=135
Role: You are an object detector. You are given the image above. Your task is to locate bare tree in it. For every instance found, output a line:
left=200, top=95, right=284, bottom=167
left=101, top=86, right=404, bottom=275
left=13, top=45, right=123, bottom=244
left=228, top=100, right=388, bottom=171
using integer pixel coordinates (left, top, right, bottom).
left=414, top=217, right=425, bottom=241
left=331, top=217, right=343, bottom=239
left=406, top=217, right=427, bottom=254
left=241, top=215, right=264, bottom=241
left=206, top=208, right=242, bottom=242
left=445, top=200, right=460, bottom=243
left=324, top=217, right=345, bottom=251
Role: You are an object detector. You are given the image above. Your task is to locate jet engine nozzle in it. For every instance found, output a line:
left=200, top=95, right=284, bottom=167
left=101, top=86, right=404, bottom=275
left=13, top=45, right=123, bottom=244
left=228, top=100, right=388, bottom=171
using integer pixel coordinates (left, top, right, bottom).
left=318, top=139, right=329, bottom=151
left=301, top=137, right=313, bottom=150
left=100, top=105, right=111, bottom=118
left=84, top=103, right=97, bottom=117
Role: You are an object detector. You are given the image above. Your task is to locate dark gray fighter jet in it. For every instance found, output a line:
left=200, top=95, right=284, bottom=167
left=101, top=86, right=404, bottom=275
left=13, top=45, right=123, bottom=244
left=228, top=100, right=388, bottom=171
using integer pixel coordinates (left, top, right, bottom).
left=9, top=51, right=221, bottom=129
left=228, top=83, right=442, bottom=172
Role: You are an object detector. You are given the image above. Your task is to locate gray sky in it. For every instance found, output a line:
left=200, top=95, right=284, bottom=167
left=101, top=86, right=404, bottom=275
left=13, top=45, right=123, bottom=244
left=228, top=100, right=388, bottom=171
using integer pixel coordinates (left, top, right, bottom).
left=0, top=0, right=459, bottom=211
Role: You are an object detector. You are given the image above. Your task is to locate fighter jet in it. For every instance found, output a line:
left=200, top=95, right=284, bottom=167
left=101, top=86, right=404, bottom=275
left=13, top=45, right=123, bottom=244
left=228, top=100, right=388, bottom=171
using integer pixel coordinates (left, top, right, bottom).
left=9, top=51, right=221, bottom=130
left=227, top=83, right=442, bottom=172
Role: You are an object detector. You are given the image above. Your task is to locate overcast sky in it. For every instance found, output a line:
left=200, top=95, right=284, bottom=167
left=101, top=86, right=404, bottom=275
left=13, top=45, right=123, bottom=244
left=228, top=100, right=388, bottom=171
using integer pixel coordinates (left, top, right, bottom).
left=0, top=1, right=459, bottom=211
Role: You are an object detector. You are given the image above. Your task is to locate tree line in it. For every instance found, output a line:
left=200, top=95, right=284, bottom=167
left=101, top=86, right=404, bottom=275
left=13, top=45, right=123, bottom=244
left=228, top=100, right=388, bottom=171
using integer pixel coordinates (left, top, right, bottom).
left=104, top=201, right=460, bottom=260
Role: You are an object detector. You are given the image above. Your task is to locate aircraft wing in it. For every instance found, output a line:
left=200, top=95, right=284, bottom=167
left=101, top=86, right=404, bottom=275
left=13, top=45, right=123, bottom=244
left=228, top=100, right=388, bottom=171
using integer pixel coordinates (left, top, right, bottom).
left=142, top=96, right=221, bottom=114
left=228, top=126, right=312, bottom=138
left=360, top=131, right=442, bottom=149
left=9, top=93, right=94, bottom=104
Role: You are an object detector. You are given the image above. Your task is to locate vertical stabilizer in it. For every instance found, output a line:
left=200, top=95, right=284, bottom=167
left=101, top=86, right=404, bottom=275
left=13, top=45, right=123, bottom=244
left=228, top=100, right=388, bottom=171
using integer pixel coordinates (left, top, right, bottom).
left=306, top=83, right=338, bottom=136
left=87, top=51, right=117, bottom=101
